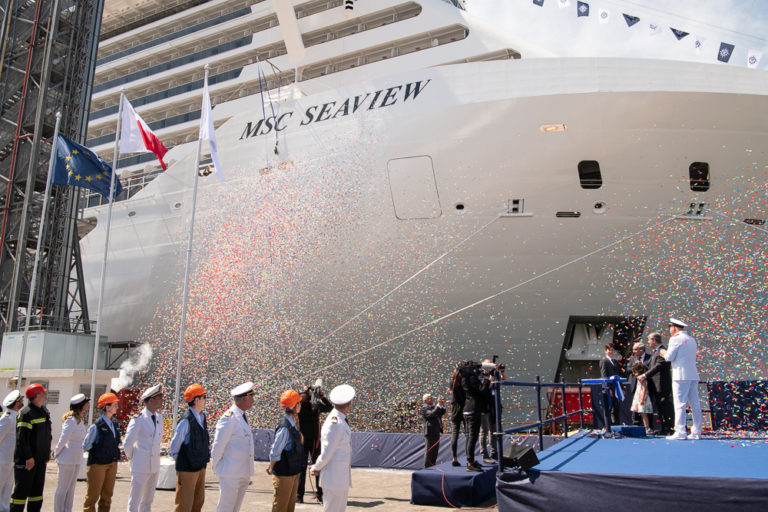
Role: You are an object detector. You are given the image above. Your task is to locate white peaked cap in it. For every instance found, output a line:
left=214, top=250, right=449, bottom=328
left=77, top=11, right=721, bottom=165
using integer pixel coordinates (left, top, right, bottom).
left=140, top=384, right=163, bottom=401
left=329, top=384, right=355, bottom=405
left=230, top=381, right=254, bottom=397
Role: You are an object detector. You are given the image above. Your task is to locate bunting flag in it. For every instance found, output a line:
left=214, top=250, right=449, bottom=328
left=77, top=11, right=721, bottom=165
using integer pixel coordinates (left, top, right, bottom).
left=747, top=49, right=762, bottom=69
left=598, top=8, right=610, bottom=24
left=623, top=14, right=639, bottom=27
left=577, top=1, right=589, bottom=17
left=670, top=28, right=689, bottom=40
left=647, top=21, right=663, bottom=36
left=693, top=35, right=706, bottom=54
left=718, top=42, right=735, bottom=63
left=200, top=74, right=225, bottom=182
left=52, top=135, right=123, bottom=200
left=533, top=0, right=544, bottom=6
left=120, top=96, right=168, bottom=169
left=558, top=0, right=571, bottom=9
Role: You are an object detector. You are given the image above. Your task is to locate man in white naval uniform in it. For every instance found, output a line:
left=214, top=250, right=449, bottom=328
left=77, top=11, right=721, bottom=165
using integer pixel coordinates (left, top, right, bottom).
left=211, top=382, right=255, bottom=512
left=0, top=391, right=23, bottom=512
left=311, top=384, right=355, bottom=512
left=124, top=384, right=164, bottom=511
left=664, top=318, right=703, bottom=440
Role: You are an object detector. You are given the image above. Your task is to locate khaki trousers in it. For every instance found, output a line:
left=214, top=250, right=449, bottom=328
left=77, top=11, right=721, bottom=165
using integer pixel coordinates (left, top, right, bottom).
left=83, top=462, right=118, bottom=512
left=271, top=474, right=299, bottom=512
left=174, top=468, right=206, bottom=512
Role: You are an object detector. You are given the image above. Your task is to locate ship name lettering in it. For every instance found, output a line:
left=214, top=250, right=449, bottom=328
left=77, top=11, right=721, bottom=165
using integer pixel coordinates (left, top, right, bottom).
left=403, top=79, right=431, bottom=101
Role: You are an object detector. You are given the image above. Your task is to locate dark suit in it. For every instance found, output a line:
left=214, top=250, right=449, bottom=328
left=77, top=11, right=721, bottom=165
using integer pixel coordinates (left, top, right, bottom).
left=421, top=403, right=445, bottom=468
left=645, top=345, right=674, bottom=434
left=599, top=356, right=621, bottom=425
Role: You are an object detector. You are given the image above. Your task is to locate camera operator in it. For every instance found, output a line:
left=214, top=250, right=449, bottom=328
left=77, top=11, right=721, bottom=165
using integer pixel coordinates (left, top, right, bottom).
left=458, top=361, right=490, bottom=472
left=479, top=358, right=507, bottom=463
left=448, top=367, right=465, bottom=467
left=296, top=381, right=333, bottom=504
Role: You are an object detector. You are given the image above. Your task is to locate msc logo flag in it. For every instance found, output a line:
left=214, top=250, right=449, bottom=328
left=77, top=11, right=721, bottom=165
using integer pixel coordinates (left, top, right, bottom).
left=52, top=135, right=123, bottom=200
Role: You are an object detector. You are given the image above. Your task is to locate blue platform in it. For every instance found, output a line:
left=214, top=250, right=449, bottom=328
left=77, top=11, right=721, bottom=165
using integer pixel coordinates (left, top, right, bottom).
left=411, top=460, right=497, bottom=507
left=497, top=433, right=768, bottom=512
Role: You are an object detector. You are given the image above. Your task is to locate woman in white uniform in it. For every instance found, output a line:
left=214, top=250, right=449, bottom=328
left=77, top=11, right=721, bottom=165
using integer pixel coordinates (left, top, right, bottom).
left=53, top=394, right=90, bottom=512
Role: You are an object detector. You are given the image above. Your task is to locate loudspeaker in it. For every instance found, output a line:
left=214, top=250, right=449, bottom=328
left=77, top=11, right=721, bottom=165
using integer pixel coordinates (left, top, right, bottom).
left=502, top=443, right=539, bottom=471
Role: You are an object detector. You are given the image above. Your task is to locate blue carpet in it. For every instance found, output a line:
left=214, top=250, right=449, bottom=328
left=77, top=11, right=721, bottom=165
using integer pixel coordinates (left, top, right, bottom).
left=532, top=434, right=768, bottom=479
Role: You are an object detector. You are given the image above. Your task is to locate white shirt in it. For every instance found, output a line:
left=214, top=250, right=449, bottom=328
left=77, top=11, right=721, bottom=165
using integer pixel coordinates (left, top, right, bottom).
left=210, top=404, right=254, bottom=479
left=124, top=407, right=163, bottom=474
left=665, top=330, right=700, bottom=381
left=0, top=409, right=19, bottom=463
left=312, top=408, right=352, bottom=492
left=54, top=416, right=87, bottom=465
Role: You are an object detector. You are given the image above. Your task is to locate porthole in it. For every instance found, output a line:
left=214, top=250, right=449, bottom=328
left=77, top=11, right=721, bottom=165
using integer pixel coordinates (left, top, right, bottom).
left=593, top=201, right=606, bottom=214
left=174, top=202, right=182, bottom=209
left=128, top=211, right=136, bottom=217
left=578, top=161, right=602, bottom=189
left=455, top=202, right=465, bottom=214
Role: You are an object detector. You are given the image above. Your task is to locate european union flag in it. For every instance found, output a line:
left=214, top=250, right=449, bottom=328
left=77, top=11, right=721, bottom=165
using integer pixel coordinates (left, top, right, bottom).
left=52, top=135, right=123, bottom=200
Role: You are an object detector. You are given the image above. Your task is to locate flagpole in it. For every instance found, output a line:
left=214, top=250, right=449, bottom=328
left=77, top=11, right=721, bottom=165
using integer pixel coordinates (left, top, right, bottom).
left=173, top=64, right=209, bottom=428
left=15, top=112, right=63, bottom=390
left=87, top=88, right=125, bottom=426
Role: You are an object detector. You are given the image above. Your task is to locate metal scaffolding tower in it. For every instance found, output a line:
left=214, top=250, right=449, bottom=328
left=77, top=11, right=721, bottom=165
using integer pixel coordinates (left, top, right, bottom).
left=0, top=0, right=105, bottom=335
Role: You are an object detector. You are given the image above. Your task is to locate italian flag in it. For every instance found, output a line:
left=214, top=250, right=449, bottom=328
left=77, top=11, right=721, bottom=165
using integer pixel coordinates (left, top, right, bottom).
left=119, top=96, right=168, bottom=169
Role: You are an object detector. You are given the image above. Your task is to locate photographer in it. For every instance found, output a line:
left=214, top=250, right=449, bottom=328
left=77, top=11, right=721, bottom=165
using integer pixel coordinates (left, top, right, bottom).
left=420, top=394, right=445, bottom=468
left=296, top=381, right=332, bottom=504
left=448, top=367, right=465, bottom=467
left=479, top=358, right=507, bottom=463
left=458, top=361, right=489, bottom=472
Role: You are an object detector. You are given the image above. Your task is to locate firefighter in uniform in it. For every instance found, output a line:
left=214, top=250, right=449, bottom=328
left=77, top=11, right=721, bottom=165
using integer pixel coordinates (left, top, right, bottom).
left=124, top=384, right=164, bottom=512
left=10, top=383, right=51, bottom=512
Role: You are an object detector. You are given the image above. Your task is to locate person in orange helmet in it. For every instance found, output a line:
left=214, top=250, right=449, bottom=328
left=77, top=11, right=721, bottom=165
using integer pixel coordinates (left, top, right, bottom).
left=82, top=393, right=121, bottom=512
left=266, top=390, right=306, bottom=512
left=169, top=384, right=209, bottom=512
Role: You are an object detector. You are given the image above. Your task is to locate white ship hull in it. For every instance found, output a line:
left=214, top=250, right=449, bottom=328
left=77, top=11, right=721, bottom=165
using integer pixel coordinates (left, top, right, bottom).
left=81, top=57, right=768, bottom=426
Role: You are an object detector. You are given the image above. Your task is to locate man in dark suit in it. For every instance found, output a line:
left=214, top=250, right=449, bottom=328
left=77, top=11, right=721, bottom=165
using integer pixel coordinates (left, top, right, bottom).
left=599, top=343, right=622, bottom=425
left=627, top=342, right=651, bottom=425
left=421, top=394, right=445, bottom=468
left=639, top=332, right=675, bottom=435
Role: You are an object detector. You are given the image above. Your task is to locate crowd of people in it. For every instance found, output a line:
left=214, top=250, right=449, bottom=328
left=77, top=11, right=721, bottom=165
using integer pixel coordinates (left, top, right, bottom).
left=601, top=317, right=702, bottom=440
left=0, top=380, right=357, bottom=512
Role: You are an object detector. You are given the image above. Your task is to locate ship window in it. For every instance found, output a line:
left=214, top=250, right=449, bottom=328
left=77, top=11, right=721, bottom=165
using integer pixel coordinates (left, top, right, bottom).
left=689, top=162, right=710, bottom=192
left=578, top=161, right=602, bottom=189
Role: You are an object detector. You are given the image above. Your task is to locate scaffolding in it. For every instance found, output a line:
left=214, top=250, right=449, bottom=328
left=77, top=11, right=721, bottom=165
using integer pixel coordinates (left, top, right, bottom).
left=0, top=0, right=105, bottom=335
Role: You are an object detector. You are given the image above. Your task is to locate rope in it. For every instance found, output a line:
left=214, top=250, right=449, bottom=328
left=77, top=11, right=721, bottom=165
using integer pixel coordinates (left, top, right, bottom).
left=307, top=214, right=678, bottom=376
left=258, top=214, right=502, bottom=389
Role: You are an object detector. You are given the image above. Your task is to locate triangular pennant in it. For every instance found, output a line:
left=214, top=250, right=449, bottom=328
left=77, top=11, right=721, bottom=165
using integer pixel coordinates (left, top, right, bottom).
left=670, top=28, right=689, bottom=40
left=623, top=14, right=640, bottom=27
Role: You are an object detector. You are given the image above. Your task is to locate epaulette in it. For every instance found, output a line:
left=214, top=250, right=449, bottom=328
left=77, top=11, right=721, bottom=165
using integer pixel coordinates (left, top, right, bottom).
left=224, top=411, right=233, bottom=417
left=1, top=412, right=8, bottom=419
left=331, top=416, right=338, bottom=424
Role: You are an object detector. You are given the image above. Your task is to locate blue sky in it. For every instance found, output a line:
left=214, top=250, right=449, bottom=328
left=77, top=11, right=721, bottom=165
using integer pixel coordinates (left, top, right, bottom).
left=466, top=0, right=768, bottom=67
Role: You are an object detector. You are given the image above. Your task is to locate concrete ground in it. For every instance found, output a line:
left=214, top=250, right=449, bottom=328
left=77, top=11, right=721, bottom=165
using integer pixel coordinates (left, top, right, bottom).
left=40, top=461, right=480, bottom=511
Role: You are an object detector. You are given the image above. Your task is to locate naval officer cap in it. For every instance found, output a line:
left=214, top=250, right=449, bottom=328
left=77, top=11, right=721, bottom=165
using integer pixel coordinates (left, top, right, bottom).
left=2, top=390, right=20, bottom=408
left=231, top=381, right=255, bottom=397
left=70, top=393, right=89, bottom=407
left=329, top=384, right=355, bottom=405
left=140, top=384, right=163, bottom=401
left=669, top=318, right=688, bottom=329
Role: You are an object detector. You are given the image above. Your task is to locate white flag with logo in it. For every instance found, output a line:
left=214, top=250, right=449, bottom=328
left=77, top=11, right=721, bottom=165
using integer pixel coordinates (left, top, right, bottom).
left=558, top=0, right=571, bottom=9
left=747, top=49, right=762, bottom=69
left=598, top=9, right=610, bottom=24
left=647, top=21, right=662, bottom=36
left=693, top=35, right=706, bottom=54
left=200, top=76, right=225, bottom=182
